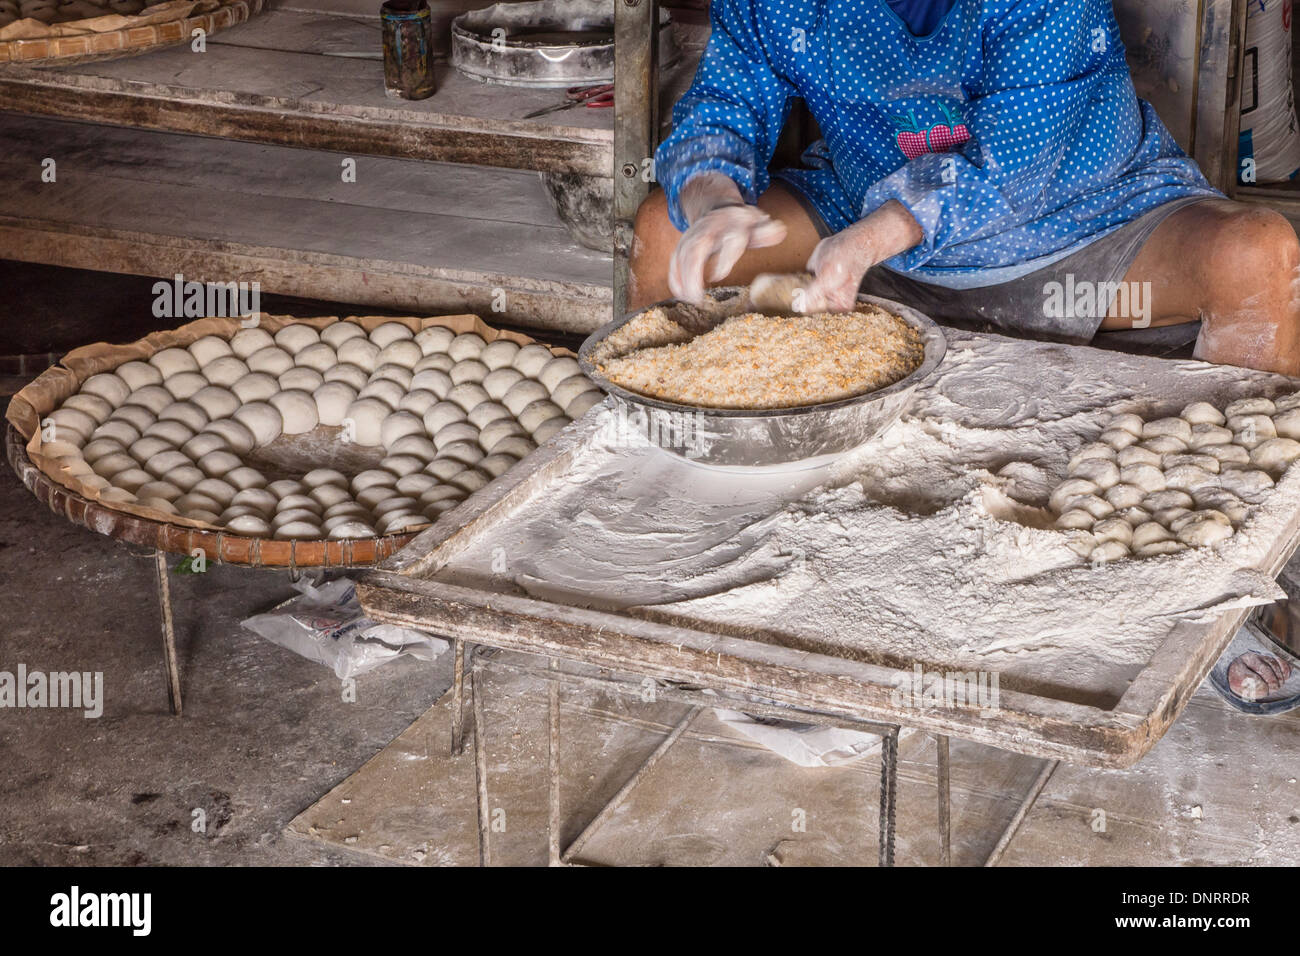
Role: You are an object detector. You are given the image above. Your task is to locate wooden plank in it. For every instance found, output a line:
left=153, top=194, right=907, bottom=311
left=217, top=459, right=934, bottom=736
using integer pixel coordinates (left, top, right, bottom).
left=0, top=9, right=613, bottom=174
left=0, top=115, right=612, bottom=332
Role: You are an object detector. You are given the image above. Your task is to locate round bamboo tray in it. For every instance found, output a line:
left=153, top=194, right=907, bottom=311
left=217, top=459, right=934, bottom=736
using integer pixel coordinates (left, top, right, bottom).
left=0, top=0, right=262, bottom=66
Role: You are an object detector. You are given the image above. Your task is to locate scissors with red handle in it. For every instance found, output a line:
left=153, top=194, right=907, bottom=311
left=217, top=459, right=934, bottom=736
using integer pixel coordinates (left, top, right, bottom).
left=523, top=83, right=614, bottom=119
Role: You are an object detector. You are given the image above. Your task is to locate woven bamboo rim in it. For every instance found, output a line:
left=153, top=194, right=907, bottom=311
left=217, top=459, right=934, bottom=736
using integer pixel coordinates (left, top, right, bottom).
left=0, top=0, right=262, bottom=65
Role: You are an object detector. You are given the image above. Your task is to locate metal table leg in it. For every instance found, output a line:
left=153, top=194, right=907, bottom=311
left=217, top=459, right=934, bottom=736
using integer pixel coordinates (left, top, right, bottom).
left=450, top=639, right=466, bottom=756
left=548, top=659, right=561, bottom=866
left=878, top=726, right=899, bottom=867
left=471, top=652, right=490, bottom=867
left=983, top=758, right=1059, bottom=867
left=937, top=734, right=951, bottom=866
left=153, top=550, right=183, bottom=717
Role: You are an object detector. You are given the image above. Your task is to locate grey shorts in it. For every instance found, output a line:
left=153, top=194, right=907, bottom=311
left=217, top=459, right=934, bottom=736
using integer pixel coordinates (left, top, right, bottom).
left=786, top=192, right=1217, bottom=345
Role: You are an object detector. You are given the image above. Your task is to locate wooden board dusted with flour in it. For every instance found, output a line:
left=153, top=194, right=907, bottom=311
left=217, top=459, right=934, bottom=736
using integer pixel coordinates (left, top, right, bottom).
left=358, top=327, right=1300, bottom=768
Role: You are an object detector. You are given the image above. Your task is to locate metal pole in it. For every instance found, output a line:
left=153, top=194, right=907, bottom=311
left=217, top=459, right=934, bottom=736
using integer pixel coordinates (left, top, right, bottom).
left=450, top=639, right=465, bottom=756
left=548, top=659, right=561, bottom=866
left=878, top=727, right=898, bottom=867
left=937, top=734, right=951, bottom=866
left=153, top=550, right=183, bottom=717
left=471, top=655, right=491, bottom=867
left=983, top=759, right=1059, bottom=867
left=561, top=707, right=701, bottom=864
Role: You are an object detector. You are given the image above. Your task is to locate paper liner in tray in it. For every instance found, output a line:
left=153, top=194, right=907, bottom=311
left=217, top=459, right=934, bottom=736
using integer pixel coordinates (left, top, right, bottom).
left=7, top=312, right=574, bottom=537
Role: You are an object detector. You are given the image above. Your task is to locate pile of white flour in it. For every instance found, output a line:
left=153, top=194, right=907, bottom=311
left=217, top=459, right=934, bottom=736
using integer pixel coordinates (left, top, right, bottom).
left=437, top=330, right=1300, bottom=703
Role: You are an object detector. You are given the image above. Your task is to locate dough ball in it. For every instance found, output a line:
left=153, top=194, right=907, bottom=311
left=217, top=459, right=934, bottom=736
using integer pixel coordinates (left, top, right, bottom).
left=433, top=421, right=478, bottom=449
left=550, top=375, right=595, bottom=411
left=1163, top=463, right=1217, bottom=493
left=1225, top=397, right=1276, bottom=418
left=377, top=340, right=422, bottom=370
left=1131, top=521, right=1173, bottom=549
left=314, top=382, right=357, bottom=427
left=1181, top=401, right=1225, bottom=426
left=1069, top=458, right=1120, bottom=489
left=411, top=369, right=453, bottom=399
left=188, top=335, right=233, bottom=367
left=302, top=468, right=348, bottom=490
left=467, top=401, right=512, bottom=429
left=538, top=356, right=582, bottom=391
left=1104, top=483, right=1145, bottom=509
left=1175, top=512, right=1234, bottom=547
left=179, top=432, right=225, bottom=460
left=1162, top=453, right=1220, bottom=474
left=1099, top=428, right=1139, bottom=450
left=267, top=479, right=306, bottom=499
left=202, top=356, right=250, bottom=388
left=414, top=353, right=455, bottom=373
left=82, top=438, right=126, bottom=465
left=164, top=371, right=208, bottom=401
left=399, top=389, right=440, bottom=417
left=396, top=473, right=438, bottom=497
left=328, top=520, right=377, bottom=540
left=1140, top=436, right=1188, bottom=456
left=280, top=367, right=325, bottom=393
left=380, top=455, right=425, bottom=478
left=293, top=342, right=337, bottom=374
left=61, top=394, right=114, bottom=427
left=502, top=380, right=550, bottom=416
left=448, top=468, right=490, bottom=494
left=423, top=401, right=467, bottom=435
left=230, top=327, right=274, bottom=359
left=478, top=453, right=518, bottom=478
left=1135, top=540, right=1188, bottom=558
left=245, top=348, right=293, bottom=380
left=450, top=359, right=489, bottom=385
left=227, top=514, right=273, bottom=536
left=144, top=450, right=191, bottom=479
left=274, top=324, right=321, bottom=355
left=1229, top=414, right=1276, bottom=448
left=1202, top=443, right=1250, bottom=465
left=1107, top=412, right=1146, bottom=436
left=276, top=494, right=322, bottom=516
left=1092, top=516, right=1133, bottom=546
left=371, top=364, right=414, bottom=389
left=92, top=421, right=142, bottom=449
left=324, top=363, right=369, bottom=391
left=447, top=333, right=486, bottom=362
left=1215, top=467, right=1275, bottom=503
left=448, top=383, right=491, bottom=414
left=565, top=391, right=604, bottom=419
left=370, top=322, right=415, bottom=350
left=115, top=361, right=163, bottom=391
left=512, top=343, right=553, bottom=377
left=321, top=322, right=367, bottom=350
left=113, top=468, right=154, bottom=494
left=1117, top=445, right=1161, bottom=468
left=203, top=419, right=256, bottom=455
left=225, top=467, right=266, bottom=492
left=358, top=378, right=405, bottom=410
left=518, top=399, right=564, bottom=433
left=481, top=339, right=520, bottom=370
left=1194, top=489, right=1250, bottom=525
left=415, top=325, right=455, bottom=355
left=381, top=410, right=425, bottom=448
left=479, top=418, right=526, bottom=453
left=440, top=440, right=485, bottom=466
left=149, top=347, right=200, bottom=378
left=275, top=520, right=323, bottom=541
left=489, top=436, right=536, bottom=460
left=1274, top=391, right=1300, bottom=413
left=146, top=417, right=197, bottom=443
left=379, top=513, right=427, bottom=535
left=124, top=386, right=172, bottom=416
left=483, top=367, right=525, bottom=401
left=196, top=450, right=242, bottom=479
left=1273, top=407, right=1300, bottom=441
left=338, top=338, right=381, bottom=373
left=81, top=372, right=132, bottom=407
left=130, top=436, right=173, bottom=463
left=1188, top=423, right=1233, bottom=449
left=228, top=372, right=277, bottom=404
left=1118, top=462, right=1165, bottom=493
left=1250, top=437, right=1300, bottom=475
left=343, top=397, right=389, bottom=446
left=191, top=385, right=239, bottom=421
left=268, top=389, right=319, bottom=435
left=48, top=407, right=97, bottom=443
left=168, top=467, right=206, bottom=492
left=232, top=401, right=283, bottom=445
left=1090, top=541, right=1130, bottom=564
left=310, top=484, right=352, bottom=510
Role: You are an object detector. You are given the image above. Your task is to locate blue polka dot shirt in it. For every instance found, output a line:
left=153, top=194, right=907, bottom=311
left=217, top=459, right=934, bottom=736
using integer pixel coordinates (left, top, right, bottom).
left=655, top=0, right=1222, bottom=287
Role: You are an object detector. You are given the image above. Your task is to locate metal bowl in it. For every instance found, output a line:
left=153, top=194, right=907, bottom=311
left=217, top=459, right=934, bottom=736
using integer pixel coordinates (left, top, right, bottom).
left=578, top=291, right=947, bottom=467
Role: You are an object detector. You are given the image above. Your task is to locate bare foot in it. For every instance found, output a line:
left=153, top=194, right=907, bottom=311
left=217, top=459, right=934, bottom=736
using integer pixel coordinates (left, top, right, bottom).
left=1227, top=652, right=1294, bottom=702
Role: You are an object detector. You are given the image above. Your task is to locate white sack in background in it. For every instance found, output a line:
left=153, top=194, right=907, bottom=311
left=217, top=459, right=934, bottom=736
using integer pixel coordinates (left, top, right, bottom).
left=242, top=576, right=448, bottom=680
left=1239, top=0, right=1300, bottom=184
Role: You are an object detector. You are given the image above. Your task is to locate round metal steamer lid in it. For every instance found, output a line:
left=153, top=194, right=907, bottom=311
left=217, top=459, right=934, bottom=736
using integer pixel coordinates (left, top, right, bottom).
left=578, top=292, right=948, bottom=468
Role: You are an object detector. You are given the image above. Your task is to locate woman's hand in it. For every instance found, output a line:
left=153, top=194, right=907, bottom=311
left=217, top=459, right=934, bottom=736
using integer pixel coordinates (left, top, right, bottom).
left=801, top=200, right=924, bottom=313
left=668, top=173, right=787, bottom=304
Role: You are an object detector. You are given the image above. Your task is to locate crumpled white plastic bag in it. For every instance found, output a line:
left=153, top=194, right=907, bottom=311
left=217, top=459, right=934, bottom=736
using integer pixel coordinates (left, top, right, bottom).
left=713, top=708, right=902, bottom=768
left=242, top=576, right=448, bottom=680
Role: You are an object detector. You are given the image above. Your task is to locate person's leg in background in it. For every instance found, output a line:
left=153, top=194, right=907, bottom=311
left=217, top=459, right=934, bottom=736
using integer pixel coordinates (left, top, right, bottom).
left=1105, top=199, right=1300, bottom=377
left=627, top=184, right=823, bottom=311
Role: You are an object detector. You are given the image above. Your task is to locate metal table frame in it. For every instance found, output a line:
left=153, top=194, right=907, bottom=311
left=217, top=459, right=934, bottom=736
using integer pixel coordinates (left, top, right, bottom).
left=451, top=640, right=1057, bottom=867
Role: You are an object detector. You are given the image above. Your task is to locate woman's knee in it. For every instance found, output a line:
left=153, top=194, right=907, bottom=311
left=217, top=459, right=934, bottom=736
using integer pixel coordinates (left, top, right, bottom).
left=1203, top=205, right=1300, bottom=298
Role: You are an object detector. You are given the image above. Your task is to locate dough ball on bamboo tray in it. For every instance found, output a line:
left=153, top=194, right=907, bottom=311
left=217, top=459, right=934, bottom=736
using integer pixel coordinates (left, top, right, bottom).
left=11, top=314, right=582, bottom=553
